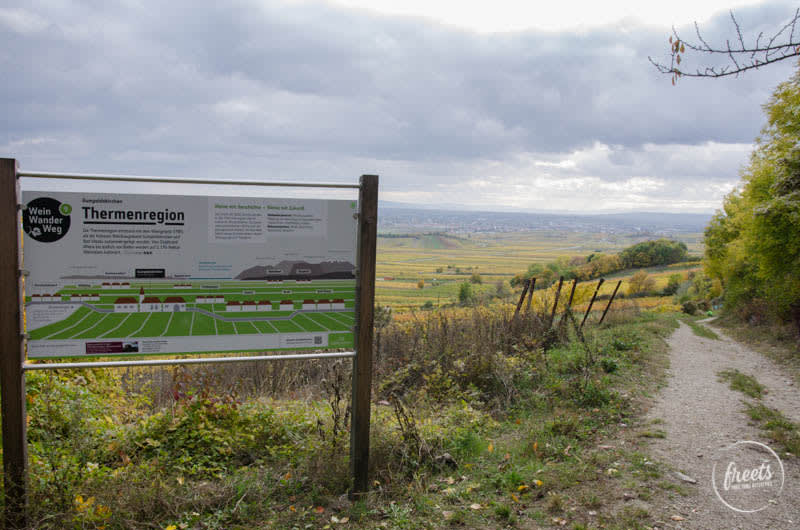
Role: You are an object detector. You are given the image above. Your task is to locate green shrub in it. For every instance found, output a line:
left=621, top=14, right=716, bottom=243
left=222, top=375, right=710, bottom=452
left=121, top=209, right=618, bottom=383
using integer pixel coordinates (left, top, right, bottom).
left=662, top=273, right=683, bottom=295
left=126, top=398, right=306, bottom=478
left=458, top=282, right=474, bottom=305
left=600, top=358, right=619, bottom=373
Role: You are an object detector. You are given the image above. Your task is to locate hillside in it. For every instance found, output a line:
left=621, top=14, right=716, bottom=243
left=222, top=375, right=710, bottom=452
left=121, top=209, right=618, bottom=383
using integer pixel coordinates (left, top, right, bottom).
left=375, top=231, right=702, bottom=311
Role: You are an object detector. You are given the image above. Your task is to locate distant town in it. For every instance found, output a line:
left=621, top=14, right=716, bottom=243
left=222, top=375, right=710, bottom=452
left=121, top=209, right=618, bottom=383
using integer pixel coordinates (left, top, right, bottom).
left=378, top=206, right=712, bottom=235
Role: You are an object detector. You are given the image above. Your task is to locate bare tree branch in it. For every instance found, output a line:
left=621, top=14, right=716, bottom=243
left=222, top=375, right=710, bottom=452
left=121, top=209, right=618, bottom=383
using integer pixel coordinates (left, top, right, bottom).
left=732, top=11, right=746, bottom=51
left=649, top=9, right=800, bottom=82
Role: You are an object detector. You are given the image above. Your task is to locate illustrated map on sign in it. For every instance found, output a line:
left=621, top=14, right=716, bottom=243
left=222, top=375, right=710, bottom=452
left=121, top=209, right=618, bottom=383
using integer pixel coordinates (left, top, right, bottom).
left=26, top=276, right=355, bottom=354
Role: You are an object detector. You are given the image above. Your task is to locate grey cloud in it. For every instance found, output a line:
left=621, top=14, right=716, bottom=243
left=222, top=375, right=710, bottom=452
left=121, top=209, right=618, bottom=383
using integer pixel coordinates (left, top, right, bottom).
left=0, top=0, right=796, bottom=211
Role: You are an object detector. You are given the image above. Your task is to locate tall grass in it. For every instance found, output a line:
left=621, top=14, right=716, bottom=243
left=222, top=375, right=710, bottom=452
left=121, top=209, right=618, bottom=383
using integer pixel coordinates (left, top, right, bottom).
left=17, top=300, right=657, bottom=529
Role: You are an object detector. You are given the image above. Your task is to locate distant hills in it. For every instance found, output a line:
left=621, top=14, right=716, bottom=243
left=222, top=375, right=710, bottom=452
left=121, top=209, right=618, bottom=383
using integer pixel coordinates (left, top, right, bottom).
left=378, top=205, right=711, bottom=235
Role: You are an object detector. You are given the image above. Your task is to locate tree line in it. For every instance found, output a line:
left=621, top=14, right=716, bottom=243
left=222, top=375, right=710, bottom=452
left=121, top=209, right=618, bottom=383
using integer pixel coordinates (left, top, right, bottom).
left=511, top=238, right=691, bottom=287
left=704, top=65, right=800, bottom=331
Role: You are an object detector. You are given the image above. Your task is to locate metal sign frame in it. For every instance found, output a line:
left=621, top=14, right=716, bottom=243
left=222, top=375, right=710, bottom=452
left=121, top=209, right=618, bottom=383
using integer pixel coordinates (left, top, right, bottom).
left=0, top=158, right=378, bottom=528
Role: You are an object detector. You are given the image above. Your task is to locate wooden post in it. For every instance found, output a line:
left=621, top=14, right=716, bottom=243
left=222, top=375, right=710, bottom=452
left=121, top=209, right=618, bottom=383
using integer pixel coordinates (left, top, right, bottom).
left=580, top=278, right=605, bottom=330
left=598, top=280, right=622, bottom=325
left=0, top=158, right=27, bottom=529
left=548, top=276, right=564, bottom=328
left=513, top=278, right=530, bottom=318
left=524, top=277, right=536, bottom=313
left=558, top=279, right=578, bottom=328
left=351, top=174, right=378, bottom=496
left=565, top=279, right=578, bottom=309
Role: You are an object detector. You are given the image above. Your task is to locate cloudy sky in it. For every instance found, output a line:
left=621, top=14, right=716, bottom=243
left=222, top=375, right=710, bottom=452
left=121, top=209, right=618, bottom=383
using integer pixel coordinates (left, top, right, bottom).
left=2, top=0, right=798, bottom=213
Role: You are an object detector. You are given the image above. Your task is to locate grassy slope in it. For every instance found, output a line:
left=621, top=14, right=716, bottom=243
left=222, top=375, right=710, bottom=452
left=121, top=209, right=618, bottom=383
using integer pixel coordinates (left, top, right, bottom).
left=25, top=309, right=680, bottom=529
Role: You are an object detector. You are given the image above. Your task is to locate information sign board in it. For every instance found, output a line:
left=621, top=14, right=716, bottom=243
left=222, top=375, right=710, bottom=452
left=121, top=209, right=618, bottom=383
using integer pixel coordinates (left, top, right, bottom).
left=22, top=191, right=357, bottom=358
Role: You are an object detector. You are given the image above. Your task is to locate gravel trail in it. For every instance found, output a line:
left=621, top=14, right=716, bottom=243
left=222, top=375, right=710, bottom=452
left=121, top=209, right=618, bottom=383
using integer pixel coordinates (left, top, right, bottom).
left=643, top=321, right=800, bottom=529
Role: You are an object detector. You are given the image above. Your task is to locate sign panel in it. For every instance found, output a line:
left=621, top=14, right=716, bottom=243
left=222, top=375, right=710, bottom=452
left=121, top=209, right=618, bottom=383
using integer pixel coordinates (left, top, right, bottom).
left=22, top=191, right=357, bottom=358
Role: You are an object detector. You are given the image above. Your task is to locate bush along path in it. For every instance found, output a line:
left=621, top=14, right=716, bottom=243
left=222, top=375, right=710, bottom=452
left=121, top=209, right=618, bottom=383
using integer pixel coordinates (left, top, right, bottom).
left=638, top=319, right=800, bottom=528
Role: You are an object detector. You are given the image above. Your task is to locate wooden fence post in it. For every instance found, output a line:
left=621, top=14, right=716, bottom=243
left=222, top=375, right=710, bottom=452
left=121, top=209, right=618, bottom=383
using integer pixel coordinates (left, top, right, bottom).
left=580, top=278, right=605, bottom=330
left=599, top=280, right=622, bottom=325
left=524, top=277, right=536, bottom=313
left=548, top=277, right=564, bottom=328
left=0, top=158, right=28, bottom=529
left=513, top=278, right=530, bottom=318
left=558, top=279, right=578, bottom=328
left=351, top=174, right=378, bottom=496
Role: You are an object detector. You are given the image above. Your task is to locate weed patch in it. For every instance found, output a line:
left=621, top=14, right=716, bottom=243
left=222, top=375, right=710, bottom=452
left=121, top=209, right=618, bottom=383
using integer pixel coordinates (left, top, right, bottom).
left=744, top=403, right=800, bottom=456
left=715, top=368, right=798, bottom=456
left=683, top=318, right=720, bottom=340
left=718, top=369, right=766, bottom=399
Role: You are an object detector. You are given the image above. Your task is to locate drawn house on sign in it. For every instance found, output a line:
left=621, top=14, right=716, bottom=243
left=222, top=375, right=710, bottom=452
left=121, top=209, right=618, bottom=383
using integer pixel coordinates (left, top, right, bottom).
left=280, top=300, right=294, bottom=311
left=302, top=299, right=316, bottom=310
left=256, top=300, right=272, bottom=311
left=199, top=295, right=225, bottom=306
left=162, top=296, right=186, bottom=312
left=226, top=301, right=241, bottom=312
left=242, top=300, right=257, bottom=311
left=332, top=299, right=345, bottom=310
left=141, top=296, right=161, bottom=312
left=114, top=297, right=139, bottom=312
left=317, top=299, right=332, bottom=311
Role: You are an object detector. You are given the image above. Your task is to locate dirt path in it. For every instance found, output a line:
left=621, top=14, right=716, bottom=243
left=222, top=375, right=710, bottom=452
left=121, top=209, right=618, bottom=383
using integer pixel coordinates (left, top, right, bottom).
left=643, top=321, right=800, bottom=529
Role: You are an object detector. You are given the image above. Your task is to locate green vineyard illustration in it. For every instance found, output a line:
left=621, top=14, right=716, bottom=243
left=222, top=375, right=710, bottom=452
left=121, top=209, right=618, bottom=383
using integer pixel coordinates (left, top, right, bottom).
left=29, top=278, right=354, bottom=335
